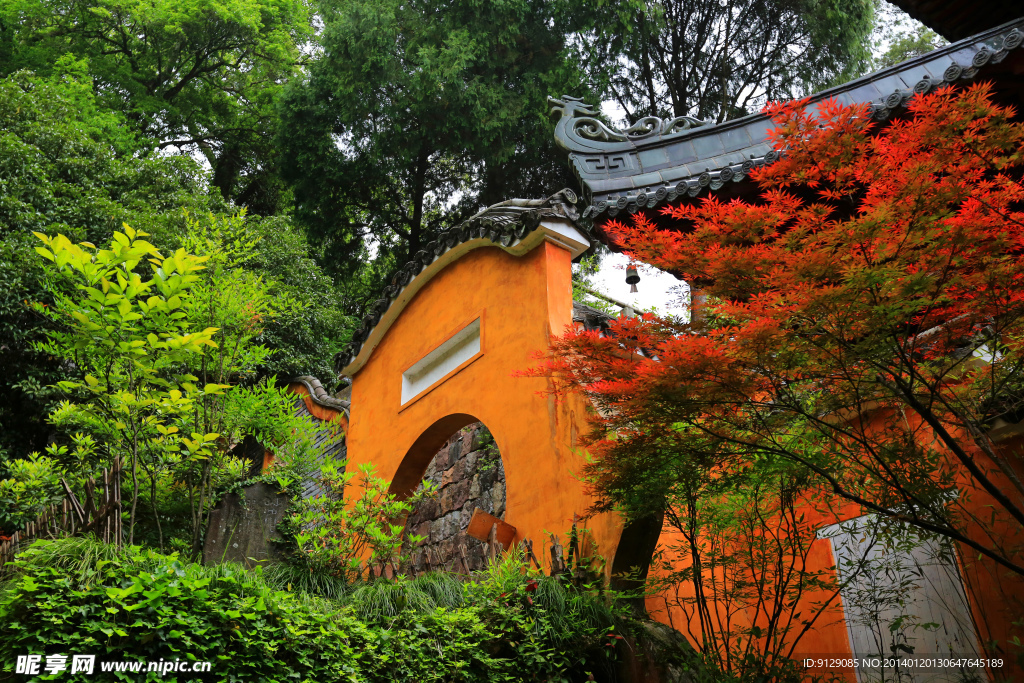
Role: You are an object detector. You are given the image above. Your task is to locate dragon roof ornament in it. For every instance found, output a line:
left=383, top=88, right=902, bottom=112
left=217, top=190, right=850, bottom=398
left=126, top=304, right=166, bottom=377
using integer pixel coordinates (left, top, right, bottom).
left=549, top=96, right=712, bottom=153
left=551, top=19, right=1024, bottom=222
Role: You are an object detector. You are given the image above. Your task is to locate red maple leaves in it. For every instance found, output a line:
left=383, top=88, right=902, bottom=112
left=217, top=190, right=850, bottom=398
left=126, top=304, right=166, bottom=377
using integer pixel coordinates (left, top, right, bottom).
left=536, top=84, right=1024, bottom=573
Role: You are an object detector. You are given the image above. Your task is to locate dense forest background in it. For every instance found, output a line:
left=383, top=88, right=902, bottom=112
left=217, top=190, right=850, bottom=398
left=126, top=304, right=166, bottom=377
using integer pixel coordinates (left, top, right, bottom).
left=0, top=0, right=934, bottom=462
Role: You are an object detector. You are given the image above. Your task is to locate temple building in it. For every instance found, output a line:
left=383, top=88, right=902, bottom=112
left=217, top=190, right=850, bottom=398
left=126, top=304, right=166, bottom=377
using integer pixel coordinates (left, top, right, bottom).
left=548, top=6, right=1024, bottom=683
left=207, top=4, right=1024, bottom=681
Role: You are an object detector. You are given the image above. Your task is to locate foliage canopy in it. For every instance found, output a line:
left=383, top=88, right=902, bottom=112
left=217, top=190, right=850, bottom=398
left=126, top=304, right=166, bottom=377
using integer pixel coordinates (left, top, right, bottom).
left=592, top=0, right=875, bottom=123
left=536, top=84, right=1024, bottom=594
left=278, top=0, right=608, bottom=284
left=0, top=0, right=313, bottom=212
left=0, top=65, right=222, bottom=457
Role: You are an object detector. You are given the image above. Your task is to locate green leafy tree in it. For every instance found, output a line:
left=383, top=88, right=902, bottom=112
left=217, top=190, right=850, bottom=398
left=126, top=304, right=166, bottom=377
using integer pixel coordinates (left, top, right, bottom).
left=572, top=252, right=619, bottom=316
left=237, top=215, right=355, bottom=383
left=278, top=0, right=603, bottom=284
left=34, top=226, right=219, bottom=545
left=0, top=453, right=65, bottom=533
left=870, top=0, right=947, bottom=70
left=34, top=222, right=330, bottom=556
left=0, top=64, right=222, bottom=458
left=0, top=64, right=349, bottom=457
left=0, top=0, right=313, bottom=212
left=590, top=0, right=875, bottom=124
left=171, top=213, right=331, bottom=554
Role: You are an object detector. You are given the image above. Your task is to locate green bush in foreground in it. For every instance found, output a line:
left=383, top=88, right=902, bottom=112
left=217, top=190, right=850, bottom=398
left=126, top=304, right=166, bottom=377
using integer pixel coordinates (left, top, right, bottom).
left=0, top=537, right=626, bottom=682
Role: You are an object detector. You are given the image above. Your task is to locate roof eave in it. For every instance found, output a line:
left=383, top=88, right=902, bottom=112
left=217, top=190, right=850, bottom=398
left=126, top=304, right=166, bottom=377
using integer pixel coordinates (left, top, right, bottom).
left=551, top=18, right=1024, bottom=223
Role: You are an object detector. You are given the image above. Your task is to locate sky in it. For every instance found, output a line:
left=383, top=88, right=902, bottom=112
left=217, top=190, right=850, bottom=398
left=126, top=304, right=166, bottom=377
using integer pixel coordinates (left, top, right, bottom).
left=585, top=99, right=690, bottom=316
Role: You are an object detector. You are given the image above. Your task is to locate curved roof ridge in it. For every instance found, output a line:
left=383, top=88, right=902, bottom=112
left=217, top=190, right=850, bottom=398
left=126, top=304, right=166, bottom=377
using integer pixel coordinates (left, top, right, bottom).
left=290, top=375, right=351, bottom=413
left=334, top=189, right=581, bottom=375
left=551, top=18, right=1024, bottom=221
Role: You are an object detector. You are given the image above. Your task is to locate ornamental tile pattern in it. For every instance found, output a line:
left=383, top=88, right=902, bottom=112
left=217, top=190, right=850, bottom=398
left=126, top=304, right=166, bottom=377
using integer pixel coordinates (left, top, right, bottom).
left=550, top=18, right=1024, bottom=221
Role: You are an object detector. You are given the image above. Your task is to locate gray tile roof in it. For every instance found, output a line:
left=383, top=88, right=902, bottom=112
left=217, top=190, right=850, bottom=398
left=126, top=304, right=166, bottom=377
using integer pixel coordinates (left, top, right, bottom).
left=551, top=18, right=1024, bottom=222
left=290, top=375, right=350, bottom=414
left=572, top=300, right=614, bottom=333
left=334, top=190, right=581, bottom=374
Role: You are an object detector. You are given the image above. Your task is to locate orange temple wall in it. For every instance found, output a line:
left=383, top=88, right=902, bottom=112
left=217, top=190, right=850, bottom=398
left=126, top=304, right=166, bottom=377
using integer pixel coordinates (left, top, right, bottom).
left=335, top=226, right=1024, bottom=680
left=343, top=239, right=624, bottom=570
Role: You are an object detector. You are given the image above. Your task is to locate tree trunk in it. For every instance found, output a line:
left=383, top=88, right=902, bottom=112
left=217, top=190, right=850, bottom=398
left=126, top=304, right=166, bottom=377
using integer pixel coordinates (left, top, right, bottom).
left=689, top=286, right=708, bottom=329
left=128, top=446, right=139, bottom=545
left=407, top=146, right=430, bottom=256
left=150, top=470, right=164, bottom=551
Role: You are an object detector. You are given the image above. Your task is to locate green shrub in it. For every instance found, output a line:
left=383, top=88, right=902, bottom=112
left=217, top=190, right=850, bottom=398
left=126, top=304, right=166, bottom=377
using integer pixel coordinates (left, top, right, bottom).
left=0, top=453, right=65, bottom=534
left=0, top=537, right=628, bottom=682
left=289, top=461, right=436, bottom=582
left=464, top=549, right=625, bottom=681
left=1, top=539, right=372, bottom=681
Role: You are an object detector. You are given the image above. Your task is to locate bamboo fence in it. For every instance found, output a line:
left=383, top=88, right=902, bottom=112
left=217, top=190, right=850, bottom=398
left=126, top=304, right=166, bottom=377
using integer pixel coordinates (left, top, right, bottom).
left=0, top=458, right=122, bottom=573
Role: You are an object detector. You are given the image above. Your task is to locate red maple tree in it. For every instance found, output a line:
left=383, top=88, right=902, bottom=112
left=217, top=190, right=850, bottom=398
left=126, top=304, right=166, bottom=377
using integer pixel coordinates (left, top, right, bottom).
left=539, top=83, right=1024, bottom=586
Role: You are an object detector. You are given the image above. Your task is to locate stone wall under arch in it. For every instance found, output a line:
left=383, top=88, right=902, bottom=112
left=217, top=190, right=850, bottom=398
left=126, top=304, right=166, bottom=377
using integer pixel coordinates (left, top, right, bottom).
left=402, top=422, right=506, bottom=573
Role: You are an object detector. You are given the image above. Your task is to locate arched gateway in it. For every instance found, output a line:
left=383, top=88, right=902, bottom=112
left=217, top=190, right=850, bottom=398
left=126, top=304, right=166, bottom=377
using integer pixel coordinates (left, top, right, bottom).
left=337, top=192, right=626, bottom=571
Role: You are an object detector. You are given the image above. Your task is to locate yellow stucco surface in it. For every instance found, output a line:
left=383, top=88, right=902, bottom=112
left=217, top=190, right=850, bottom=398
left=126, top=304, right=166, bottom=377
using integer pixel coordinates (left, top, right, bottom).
left=345, top=240, right=623, bottom=571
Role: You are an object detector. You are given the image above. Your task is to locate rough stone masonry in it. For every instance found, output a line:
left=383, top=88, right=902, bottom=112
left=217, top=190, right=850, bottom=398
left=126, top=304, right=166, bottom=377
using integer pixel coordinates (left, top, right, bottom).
left=402, top=422, right=506, bottom=572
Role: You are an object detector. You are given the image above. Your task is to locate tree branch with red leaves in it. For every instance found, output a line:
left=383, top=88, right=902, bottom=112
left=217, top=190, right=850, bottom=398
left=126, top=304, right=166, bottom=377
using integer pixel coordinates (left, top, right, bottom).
left=529, top=82, right=1024, bottom=661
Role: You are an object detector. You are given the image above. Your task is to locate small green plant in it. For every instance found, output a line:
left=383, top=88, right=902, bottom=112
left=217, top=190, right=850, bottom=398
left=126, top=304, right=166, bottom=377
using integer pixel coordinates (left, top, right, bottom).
left=466, top=545, right=628, bottom=681
left=290, top=462, right=437, bottom=581
left=0, top=453, right=66, bottom=533
left=346, top=572, right=465, bottom=621
left=474, top=428, right=502, bottom=473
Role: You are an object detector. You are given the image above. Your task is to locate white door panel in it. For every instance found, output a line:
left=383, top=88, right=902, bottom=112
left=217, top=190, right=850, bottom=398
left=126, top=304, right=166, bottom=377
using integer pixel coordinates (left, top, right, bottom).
left=822, top=516, right=984, bottom=683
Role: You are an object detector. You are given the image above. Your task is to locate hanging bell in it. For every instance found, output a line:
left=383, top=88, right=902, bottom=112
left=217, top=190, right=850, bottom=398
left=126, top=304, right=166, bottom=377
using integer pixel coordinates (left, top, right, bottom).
left=625, top=265, right=640, bottom=294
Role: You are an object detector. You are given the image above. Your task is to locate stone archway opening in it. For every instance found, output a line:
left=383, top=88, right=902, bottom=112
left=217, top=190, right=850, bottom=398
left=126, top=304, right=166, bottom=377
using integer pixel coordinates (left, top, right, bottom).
left=401, top=422, right=506, bottom=573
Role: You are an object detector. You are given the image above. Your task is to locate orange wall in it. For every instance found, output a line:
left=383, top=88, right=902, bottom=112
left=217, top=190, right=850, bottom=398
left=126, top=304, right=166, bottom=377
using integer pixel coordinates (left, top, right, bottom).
left=345, top=241, right=623, bottom=572
left=644, top=513, right=858, bottom=681
left=343, top=235, right=1024, bottom=679
left=643, top=406, right=1024, bottom=682
left=948, top=429, right=1024, bottom=680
